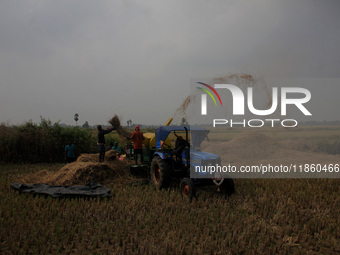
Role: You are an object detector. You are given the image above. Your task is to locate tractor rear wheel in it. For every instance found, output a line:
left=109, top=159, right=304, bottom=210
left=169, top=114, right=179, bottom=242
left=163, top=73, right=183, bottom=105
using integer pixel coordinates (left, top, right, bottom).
left=150, top=157, right=171, bottom=190
left=179, top=178, right=195, bottom=202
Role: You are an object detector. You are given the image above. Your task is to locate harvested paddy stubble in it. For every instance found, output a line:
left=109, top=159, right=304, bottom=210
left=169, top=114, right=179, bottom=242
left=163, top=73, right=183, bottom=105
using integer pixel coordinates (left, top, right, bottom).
left=3, top=163, right=339, bottom=254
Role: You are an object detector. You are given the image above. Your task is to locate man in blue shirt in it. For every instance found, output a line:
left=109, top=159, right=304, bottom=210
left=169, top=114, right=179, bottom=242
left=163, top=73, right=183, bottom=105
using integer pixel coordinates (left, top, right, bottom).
left=65, top=141, right=76, bottom=163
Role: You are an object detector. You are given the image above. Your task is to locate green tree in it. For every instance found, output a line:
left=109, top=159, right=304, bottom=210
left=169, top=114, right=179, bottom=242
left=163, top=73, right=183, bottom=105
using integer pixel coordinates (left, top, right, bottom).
left=82, top=121, right=89, bottom=129
left=74, top=113, right=79, bottom=126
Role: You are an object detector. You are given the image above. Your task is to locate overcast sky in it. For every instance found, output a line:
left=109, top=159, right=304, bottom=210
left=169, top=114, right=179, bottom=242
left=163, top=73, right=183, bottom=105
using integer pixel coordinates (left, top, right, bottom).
left=1, top=0, right=339, bottom=126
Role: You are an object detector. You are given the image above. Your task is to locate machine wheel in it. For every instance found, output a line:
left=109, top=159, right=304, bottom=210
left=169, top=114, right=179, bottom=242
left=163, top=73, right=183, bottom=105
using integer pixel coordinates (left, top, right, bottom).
left=179, top=178, right=196, bottom=202
left=150, top=157, right=171, bottom=190
left=219, top=177, right=235, bottom=196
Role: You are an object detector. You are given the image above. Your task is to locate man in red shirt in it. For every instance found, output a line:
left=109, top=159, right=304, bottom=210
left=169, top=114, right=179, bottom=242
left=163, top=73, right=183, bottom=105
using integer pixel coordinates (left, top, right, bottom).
left=128, top=125, right=145, bottom=165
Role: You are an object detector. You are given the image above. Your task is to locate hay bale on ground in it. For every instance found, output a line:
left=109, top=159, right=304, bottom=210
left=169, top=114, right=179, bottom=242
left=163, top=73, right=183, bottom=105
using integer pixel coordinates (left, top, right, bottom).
left=43, top=160, right=134, bottom=186
left=15, top=155, right=141, bottom=186
left=40, top=162, right=114, bottom=185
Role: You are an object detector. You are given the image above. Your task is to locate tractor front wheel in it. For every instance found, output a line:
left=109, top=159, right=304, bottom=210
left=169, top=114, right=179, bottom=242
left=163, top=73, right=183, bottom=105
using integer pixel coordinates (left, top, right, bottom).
left=179, top=178, right=196, bottom=202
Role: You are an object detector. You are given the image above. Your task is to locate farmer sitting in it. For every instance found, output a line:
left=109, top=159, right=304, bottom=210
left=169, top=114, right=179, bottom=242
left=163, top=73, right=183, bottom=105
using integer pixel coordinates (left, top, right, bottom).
left=174, top=132, right=188, bottom=162
left=111, top=142, right=122, bottom=157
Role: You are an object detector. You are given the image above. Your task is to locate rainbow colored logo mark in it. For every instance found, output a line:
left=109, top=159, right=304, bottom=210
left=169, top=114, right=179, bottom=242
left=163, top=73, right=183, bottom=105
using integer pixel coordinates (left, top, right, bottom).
left=196, top=82, right=222, bottom=106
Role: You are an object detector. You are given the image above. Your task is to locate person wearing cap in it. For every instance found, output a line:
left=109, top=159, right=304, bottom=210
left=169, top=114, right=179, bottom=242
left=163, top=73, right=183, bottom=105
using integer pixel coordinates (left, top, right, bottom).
left=127, top=125, right=145, bottom=165
left=97, top=125, right=115, bottom=162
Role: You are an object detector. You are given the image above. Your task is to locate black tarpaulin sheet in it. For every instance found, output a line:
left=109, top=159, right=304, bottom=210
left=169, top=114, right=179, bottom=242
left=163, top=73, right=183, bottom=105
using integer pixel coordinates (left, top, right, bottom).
left=10, top=182, right=111, bottom=198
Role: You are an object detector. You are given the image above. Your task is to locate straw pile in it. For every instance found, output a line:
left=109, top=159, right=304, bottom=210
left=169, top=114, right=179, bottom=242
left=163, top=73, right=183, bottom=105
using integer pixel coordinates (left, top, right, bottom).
left=42, top=162, right=116, bottom=186
left=76, top=152, right=117, bottom=162
left=76, top=154, right=98, bottom=162
left=18, top=153, right=138, bottom=186
left=105, top=150, right=117, bottom=160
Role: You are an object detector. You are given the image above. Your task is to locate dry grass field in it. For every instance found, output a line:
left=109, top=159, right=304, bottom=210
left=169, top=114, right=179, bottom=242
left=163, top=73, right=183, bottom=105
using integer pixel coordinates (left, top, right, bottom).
left=1, top=127, right=339, bottom=254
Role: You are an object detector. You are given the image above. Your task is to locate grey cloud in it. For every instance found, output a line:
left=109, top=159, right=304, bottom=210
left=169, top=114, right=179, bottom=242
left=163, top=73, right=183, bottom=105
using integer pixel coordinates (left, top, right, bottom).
left=1, top=0, right=339, bottom=125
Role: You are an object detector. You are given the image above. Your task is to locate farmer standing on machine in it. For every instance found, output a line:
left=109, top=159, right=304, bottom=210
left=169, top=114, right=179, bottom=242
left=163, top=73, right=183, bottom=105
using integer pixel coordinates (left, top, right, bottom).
left=127, top=125, right=144, bottom=165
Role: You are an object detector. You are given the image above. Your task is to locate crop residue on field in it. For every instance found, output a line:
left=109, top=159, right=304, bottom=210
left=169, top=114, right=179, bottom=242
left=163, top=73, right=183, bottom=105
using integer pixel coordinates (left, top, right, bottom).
left=17, top=152, right=136, bottom=186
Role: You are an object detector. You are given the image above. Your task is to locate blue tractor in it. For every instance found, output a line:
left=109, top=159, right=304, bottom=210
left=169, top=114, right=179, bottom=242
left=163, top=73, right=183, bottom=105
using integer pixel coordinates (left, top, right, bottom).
left=141, top=125, right=234, bottom=201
